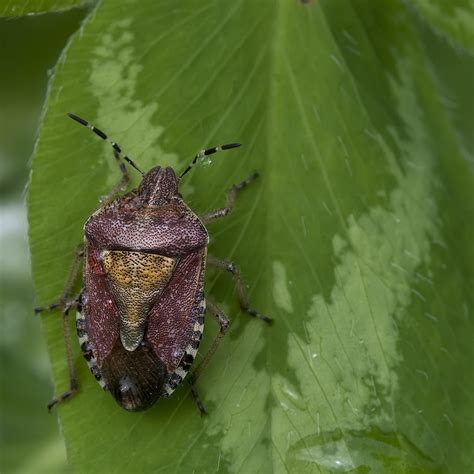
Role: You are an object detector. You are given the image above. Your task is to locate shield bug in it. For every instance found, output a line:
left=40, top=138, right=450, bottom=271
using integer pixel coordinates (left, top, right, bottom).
left=35, top=113, right=271, bottom=414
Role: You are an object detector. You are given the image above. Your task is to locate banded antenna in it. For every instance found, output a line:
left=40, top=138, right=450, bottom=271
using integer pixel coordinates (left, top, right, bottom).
left=67, top=113, right=144, bottom=176
left=179, top=143, right=241, bottom=179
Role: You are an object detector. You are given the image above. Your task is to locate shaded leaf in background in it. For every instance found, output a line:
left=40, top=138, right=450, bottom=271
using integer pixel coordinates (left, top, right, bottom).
left=28, top=0, right=473, bottom=472
left=0, top=6, right=89, bottom=473
left=0, top=0, right=91, bottom=16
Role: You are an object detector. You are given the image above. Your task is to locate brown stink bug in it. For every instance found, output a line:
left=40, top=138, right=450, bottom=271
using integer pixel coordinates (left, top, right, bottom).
left=35, top=113, right=271, bottom=414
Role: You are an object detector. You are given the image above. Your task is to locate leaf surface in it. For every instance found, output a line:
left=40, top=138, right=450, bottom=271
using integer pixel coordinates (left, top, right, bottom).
left=410, top=0, right=474, bottom=51
left=28, top=0, right=474, bottom=472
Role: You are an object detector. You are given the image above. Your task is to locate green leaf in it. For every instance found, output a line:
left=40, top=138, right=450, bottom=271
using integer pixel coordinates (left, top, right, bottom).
left=0, top=0, right=91, bottom=16
left=410, top=0, right=474, bottom=52
left=28, top=0, right=474, bottom=472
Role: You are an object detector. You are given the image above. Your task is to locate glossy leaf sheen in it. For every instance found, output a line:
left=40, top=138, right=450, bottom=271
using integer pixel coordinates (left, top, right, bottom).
left=28, top=0, right=474, bottom=472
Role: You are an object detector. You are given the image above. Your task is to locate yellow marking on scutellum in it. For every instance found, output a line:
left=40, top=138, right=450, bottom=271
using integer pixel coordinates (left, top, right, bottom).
left=102, top=250, right=177, bottom=351
left=102, top=250, right=175, bottom=290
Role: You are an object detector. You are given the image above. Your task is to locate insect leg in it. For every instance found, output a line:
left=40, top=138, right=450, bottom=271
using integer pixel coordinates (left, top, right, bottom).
left=207, top=256, right=272, bottom=324
left=188, top=380, right=207, bottom=416
left=34, top=246, right=84, bottom=410
left=47, top=294, right=81, bottom=411
left=34, top=246, right=84, bottom=315
left=188, top=299, right=229, bottom=415
left=200, top=172, right=259, bottom=225
left=99, top=150, right=130, bottom=206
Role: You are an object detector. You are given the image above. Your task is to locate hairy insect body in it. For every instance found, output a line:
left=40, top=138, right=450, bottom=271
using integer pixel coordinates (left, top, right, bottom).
left=35, top=113, right=270, bottom=414
left=81, top=166, right=207, bottom=411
